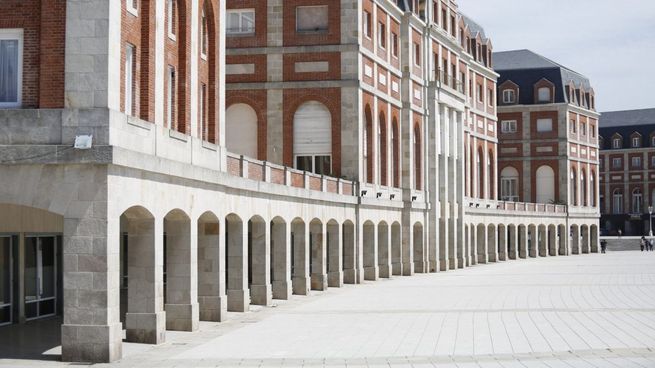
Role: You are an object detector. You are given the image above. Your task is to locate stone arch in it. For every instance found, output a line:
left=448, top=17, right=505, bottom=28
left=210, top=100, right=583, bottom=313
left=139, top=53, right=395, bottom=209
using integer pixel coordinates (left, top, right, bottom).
left=248, top=215, right=271, bottom=305
left=580, top=225, right=590, bottom=254
left=535, top=165, right=555, bottom=204
left=293, top=101, right=333, bottom=175
left=487, top=224, right=497, bottom=262
left=537, top=224, right=547, bottom=257
left=497, top=224, right=507, bottom=261
left=226, top=103, right=259, bottom=158
left=342, top=220, right=357, bottom=284
left=547, top=224, right=557, bottom=256
left=570, top=224, right=580, bottom=255
left=476, top=224, right=486, bottom=264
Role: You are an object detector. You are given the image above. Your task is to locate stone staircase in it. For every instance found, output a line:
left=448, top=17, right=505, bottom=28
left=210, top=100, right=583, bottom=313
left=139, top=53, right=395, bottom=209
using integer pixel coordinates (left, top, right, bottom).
left=600, top=236, right=649, bottom=251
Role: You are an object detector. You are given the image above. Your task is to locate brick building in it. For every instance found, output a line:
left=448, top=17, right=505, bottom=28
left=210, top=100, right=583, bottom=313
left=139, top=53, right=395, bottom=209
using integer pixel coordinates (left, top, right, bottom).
left=598, top=108, right=655, bottom=235
left=0, top=0, right=599, bottom=363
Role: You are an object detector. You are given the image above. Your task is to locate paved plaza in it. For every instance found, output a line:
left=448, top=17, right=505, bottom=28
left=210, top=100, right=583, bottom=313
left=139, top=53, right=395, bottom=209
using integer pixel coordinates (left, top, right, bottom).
left=4, top=251, right=655, bottom=367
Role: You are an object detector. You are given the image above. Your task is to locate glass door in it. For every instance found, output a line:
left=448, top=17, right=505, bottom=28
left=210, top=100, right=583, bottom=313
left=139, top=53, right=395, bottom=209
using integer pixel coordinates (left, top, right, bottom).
left=24, top=236, right=57, bottom=320
left=0, top=236, right=11, bottom=326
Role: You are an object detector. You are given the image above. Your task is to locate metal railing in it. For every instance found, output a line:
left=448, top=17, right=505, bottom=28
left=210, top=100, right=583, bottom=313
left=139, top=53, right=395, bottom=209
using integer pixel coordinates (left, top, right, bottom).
left=434, top=68, right=464, bottom=94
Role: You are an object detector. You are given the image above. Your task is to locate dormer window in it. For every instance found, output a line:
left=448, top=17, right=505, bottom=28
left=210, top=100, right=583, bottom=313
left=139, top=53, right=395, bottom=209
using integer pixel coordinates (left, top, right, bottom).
left=502, top=89, right=515, bottom=104
left=613, top=138, right=622, bottom=149
left=651, top=135, right=655, bottom=146
left=632, top=136, right=641, bottom=148
left=537, top=87, right=551, bottom=103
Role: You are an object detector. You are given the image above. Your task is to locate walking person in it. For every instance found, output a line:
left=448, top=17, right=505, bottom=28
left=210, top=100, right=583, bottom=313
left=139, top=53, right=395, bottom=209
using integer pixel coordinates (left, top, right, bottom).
left=600, top=239, right=607, bottom=254
left=650, top=238, right=654, bottom=251
left=640, top=236, right=646, bottom=252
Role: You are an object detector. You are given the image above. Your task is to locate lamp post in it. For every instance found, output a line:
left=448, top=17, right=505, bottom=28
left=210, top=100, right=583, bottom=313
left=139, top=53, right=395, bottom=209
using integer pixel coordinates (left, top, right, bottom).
left=649, top=206, right=653, bottom=237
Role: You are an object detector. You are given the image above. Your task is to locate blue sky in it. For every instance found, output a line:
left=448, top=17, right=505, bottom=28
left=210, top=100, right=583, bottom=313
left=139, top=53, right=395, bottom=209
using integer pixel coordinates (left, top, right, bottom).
left=457, top=0, right=655, bottom=112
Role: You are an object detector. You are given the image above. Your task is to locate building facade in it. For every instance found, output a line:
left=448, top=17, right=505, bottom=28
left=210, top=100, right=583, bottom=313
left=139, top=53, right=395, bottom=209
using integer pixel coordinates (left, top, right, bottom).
left=0, top=0, right=598, bottom=363
left=598, top=108, right=655, bottom=235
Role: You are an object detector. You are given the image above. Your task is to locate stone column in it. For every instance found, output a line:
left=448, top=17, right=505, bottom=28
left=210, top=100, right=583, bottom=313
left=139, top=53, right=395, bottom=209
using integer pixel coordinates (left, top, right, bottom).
left=508, top=226, right=518, bottom=260
left=497, top=226, right=507, bottom=261
left=581, top=226, right=590, bottom=254
left=401, top=220, right=415, bottom=276
left=378, top=223, right=391, bottom=278
left=363, top=222, right=379, bottom=280
left=292, top=220, right=310, bottom=294
left=518, top=226, right=527, bottom=259
left=548, top=226, right=557, bottom=256
left=528, top=226, right=537, bottom=258
left=310, top=221, right=328, bottom=291
left=571, top=226, right=580, bottom=255
left=487, top=226, right=497, bottom=262
left=271, top=219, right=292, bottom=299
left=226, top=216, right=249, bottom=312
left=558, top=225, right=568, bottom=256
left=197, top=217, right=227, bottom=321
left=470, top=224, right=478, bottom=265
left=476, top=226, right=487, bottom=264
left=342, top=222, right=358, bottom=284
left=249, top=218, right=272, bottom=305
left=327, top=222, right=343, bottom=287
left=164, top=213, right=199, bottom=332
left=391, top=224, right=402, bottom=275
left=538, top=226, right=548, bottom=257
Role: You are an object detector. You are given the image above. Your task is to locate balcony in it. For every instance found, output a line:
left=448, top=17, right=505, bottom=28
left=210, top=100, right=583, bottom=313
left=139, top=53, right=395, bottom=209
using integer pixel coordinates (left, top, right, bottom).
left=433, top=68, right=464, bottom=94
left=465, top=197, right=567, bottom=216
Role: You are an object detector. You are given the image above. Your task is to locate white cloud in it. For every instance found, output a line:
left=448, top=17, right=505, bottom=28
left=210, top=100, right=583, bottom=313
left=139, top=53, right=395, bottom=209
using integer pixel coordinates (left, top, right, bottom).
left=457, top=0, right=655, bottom=111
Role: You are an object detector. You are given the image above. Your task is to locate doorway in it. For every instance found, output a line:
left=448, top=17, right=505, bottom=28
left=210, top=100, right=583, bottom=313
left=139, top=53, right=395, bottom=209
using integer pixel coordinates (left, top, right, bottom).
left=24, top=236, right=57, bottom=321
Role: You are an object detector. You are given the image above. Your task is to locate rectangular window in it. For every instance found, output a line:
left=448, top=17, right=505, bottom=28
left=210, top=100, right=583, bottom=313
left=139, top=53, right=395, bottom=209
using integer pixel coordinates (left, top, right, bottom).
left=167, top=0, right=176, bottom=39
left=501, top=120, right=517, bottom=133
left=296, top=5, right=329, bottom=33
left=632, top=156, right=642, bottom=168
left=167, top=66, right=176, bottom=128
left=612, top=158, right=622, bottom=168
left=0, top=29, right=23, bottom=108
left=477, top=84, right=483, bottom=102
left=226, top=9, right=255, bottom=35
left=296, top=155, right=332, bottom=176
left=536, top=118, right=553, bottom=132
left=501, top=178, right=519, bottom=202
left=363, top=11, right=372, bottom=38
left=502, top=89, right=515, bottom=103
left=632, top=137, right=640, bottom=147
left=391, top=33, right=398, bottom=58
left=580, top=122, right=587, bottom=136
left=124, top=44, right=135, bottom=116
left=199, top=83, right=206, bottom=140
left=413, top=43, right=421, bottom=66
left=651, top=156, right=655, bottom=168
left=377, top=22, right=386, bottom=49
left=487, top=88, right=493, bottom=106
left=127, top=0, right=138, bottom=16
left=570, top=119, right=577, bottom=133
left=200, top=10, right=208, bottom=58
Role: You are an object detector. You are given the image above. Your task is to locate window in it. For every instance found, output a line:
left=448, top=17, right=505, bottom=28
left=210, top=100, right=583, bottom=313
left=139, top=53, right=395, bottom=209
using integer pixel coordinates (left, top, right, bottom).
left=200, top=9, right=208, bottom=58
left=612, top=138, right=621, bottom=149
left=502, top=89, right=515, bottom=103
left=632, top=136, right=640, bottom=147
left=363, top=11, right=372, bottom=38
left=296, top=5, right=328, bottom=33
left=500, top=166, right=519, bottom=202
left=487, top=88, right=493, bottom=106
left=477, top=84, right=483, bottom=102
left=537, top=87, right=551, bottom=102
left=501, top=120, right=517, bottom=133
left=413, top=43, right=420, bottom=66
left=167, top=66, right=176, bottom=129
left=167, top=0, right=177, bottom=39
left=613, top=189, right=623, bottom=214
left=536, top=165, right=555, bottom=203
left=226, top=9, right=255, bottom=35
left=632, top=156, right=642, bottom=168
left=651, top=155, right=655, bottom=168
left=126, top=0, right=138, bottom=16
left=612, top=157, right=622, bottom=168
left=450, top=16, right=456, bottom=37
left=199, top=83, right=207, bottom=140
left=0, top=29, right=23, bottom=108
left=651, top=136, right=655, bottom=147
left=124, top=44, right=135, bottom=116
left=536, top=118, right=552, bottom=132
left=632, top=189, right=643, bottom=214
left=580, top=122, right=586, bottom=136
left=391, top=33, right=398, bottom=58
left=377, top=22, right=386, bottom=49
left=570, top=119, right=576, bottom=133
left=293, top=101, right=332, bottom=176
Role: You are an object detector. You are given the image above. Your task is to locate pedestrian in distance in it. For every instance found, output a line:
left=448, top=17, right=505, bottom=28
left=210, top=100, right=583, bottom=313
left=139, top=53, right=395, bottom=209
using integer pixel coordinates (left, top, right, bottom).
left=650, top=238, right=654, bottom=252
left=618, top=229, right=622, bottom=238
left=600, top=239, right=607, bottom=254
left=641, top=236, right=646, bottom=251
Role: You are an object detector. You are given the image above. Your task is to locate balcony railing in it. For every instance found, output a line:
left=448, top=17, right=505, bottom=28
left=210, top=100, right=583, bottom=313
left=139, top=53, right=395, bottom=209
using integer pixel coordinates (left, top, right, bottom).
left=434, top=68, right=464, bottom=94
left=467, top=198, right=567, bottom=215
left=226, top=152, right=355, bottom=197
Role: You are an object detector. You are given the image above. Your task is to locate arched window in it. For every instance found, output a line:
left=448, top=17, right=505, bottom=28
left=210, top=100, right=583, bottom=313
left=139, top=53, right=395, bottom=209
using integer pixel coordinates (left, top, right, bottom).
left=226, top=103, right=258, bottom=158
left=364, top=106, right=373, bottom=184
left=500, top=166, right=519, bottom=202
left=391, top=118, right=399, bottom=188
left=537, top=87, right=551, bottom=102
left=414, top=123, right=422, bottom=190
left=570, top=168, right=578, bottom=206
left=581, top=170, right=587, bottom=206
left=293, top=101, right=332, bottom=175
left=536, top=165, right=555, bottom=203
left=613, top=189, right=623, bottom=214
left=200, top=7, right=208, bottom=57
left=477, top=149, right=484, bottom=199
left=488, top=151, right=494, bottom=199
left=378, top=113, right=387, bottom=186
left=632, top=188, right=643, bottom=214
left=590, top=172, right=596, bottom=207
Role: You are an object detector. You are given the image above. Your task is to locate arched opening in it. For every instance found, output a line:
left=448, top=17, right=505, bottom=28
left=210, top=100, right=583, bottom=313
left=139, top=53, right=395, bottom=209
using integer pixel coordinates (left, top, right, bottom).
left=291, top=218, right=309, bottom=295
left=163, top=209, right=197, bottom=331
left=487, top=224, right=497, bottom=262
left=377, top=221, right=391, bottom=278
left=413, top=222, right=425, bottom=272
left=476, top=224, right=486, bottom=263
left=197, top=211, right=223, bottom=321
left=248, top=215, right=271, bottom=305
left=364, top=105, right=373, bottom=184
left=121, top=206, right=165, bottom=343
left=632, top=188, right=643, bottom=214
left=500, top=166, right=519, bottom=202
left=378, top=112, right=388, bottom=186
left=590, top=172, right=596, bottom=207
left=270, top=216, right=290, bottom=299
left=326, top=220, right=342, bottom=287
left=570, top=168, right=578, bottom=206
left=391, top=222, right=402, bottom=275
left=535, top=165, right=555, bottom=204
left=197, top=0, right=217, bottom=143
left=477, top=148, right=484, bottom=199
left=527, top=224, right=537, bottom=258
left=309, top=219, right=327, bottom=290
left=294, top=101, right=332, bottom=175
left=613, top=189, right=623, bottom=214
left=391, top=118, right=399, bottom=188
left=414, top=123, right=422, bottom=190
left=342, top=221, right=357, bottom=284
left=581, top=169, right=587, bottom=207
left=488, top=151, right=494, bottom=200
left=518, top=224, right=527, bottom=259
left=363, top=221, right=377, bottom=280
left=226, top=103, right=258, bottom=158
left=225, top=213, right=248, bottom=311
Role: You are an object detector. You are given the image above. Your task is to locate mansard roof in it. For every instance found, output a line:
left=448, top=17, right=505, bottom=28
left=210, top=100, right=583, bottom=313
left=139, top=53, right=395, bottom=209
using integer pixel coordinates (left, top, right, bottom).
left=599, top=108, right=655, bottom=149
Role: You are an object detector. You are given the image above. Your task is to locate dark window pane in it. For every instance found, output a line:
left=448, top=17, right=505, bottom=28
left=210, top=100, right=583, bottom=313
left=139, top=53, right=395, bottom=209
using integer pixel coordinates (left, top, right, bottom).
left=314, top=156, right=332, bottom=176
left=296, top=156, right=313, bottom=172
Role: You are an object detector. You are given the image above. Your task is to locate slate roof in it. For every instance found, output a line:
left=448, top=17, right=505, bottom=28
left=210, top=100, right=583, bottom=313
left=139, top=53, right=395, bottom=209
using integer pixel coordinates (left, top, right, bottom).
left=598, top=109, right=655, bottom=150
left=493, top=49, right=592, bottom=105
left=461, top=14, right=487, bottom=40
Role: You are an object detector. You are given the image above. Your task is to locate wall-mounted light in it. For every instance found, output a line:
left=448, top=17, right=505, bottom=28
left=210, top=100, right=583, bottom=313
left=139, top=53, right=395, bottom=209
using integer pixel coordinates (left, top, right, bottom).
left=376, top=192, right=383, bottom=198
left=476, top=203, right=480, bottom=208
left=361, top=190, right=368, bottom=196
left=411, top=195, right=418, bottom=201
left=390, top=194, right=396, bottom=200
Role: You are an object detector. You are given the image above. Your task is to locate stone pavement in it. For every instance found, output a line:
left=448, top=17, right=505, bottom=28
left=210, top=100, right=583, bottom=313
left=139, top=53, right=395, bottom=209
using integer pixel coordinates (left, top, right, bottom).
left=4, top=251, right=655, bottom=367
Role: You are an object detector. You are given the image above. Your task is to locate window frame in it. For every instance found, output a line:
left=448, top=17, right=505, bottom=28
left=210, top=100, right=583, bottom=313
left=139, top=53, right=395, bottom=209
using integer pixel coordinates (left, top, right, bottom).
left=391, top=32, right=399, bottom=58
left=124, top=43, right=136, bottom=116
left=363, top=10, right=372, bottom=39
left=294, top=154, right=333, bottom=176
left=612, top=157, right=622, bottom=168
left=632, top=156, right=642, bottom=168
left=536, top=118, right=553, bottom=133
left=413, top=42, right=421, bottom=67
left=167, top=66, right=176, bottom=129
left=537, top=86, right=551, bottom=103
left=632, top=136, right=640, bottom=148
left=612, top=138, right=621, bottom=149
left=126, top=0, right=139, bottom=16
left=167, top=0, right=177, bottom=40
left=295, top=5, right=329, bottom=34
left=377, top=22, right=386, bottom=49
left=226, top=8, right=256, bottom=36
left=200, top=9, right=208, bottom=60
left=0, top=29, right=23, bottom=108
left=501, top=120, right=517, bottom=134
left=502, top=89, right=515, bottom=104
